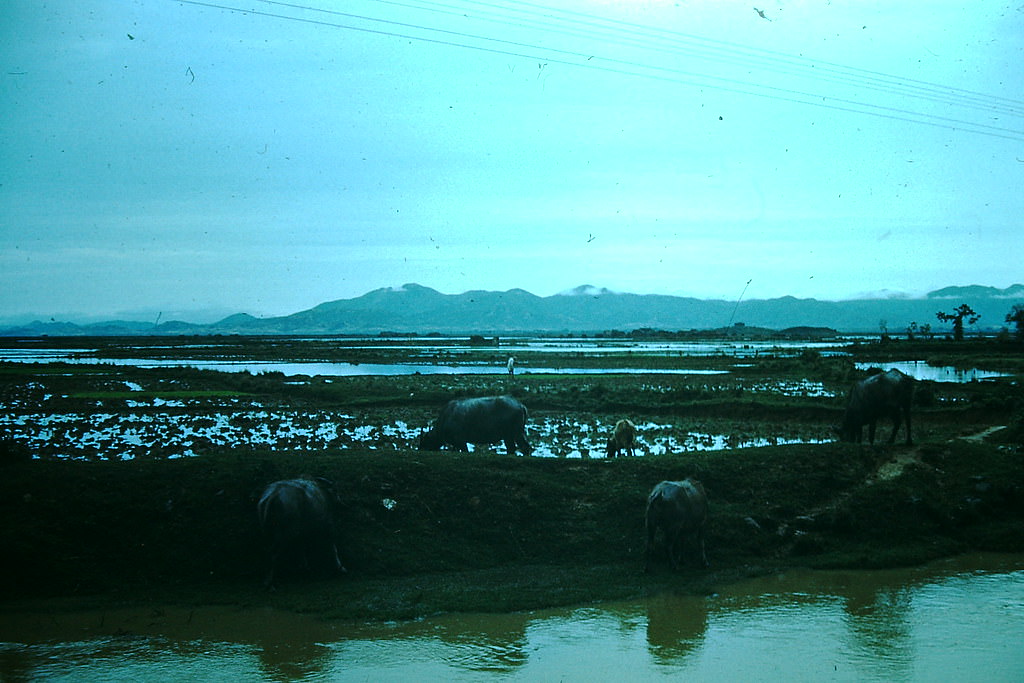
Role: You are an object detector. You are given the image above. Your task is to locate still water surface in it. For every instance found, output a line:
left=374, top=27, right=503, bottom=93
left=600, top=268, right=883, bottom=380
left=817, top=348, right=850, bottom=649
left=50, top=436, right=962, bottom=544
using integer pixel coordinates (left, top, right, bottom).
left=3, top=554, right=1021, bottom=682
left=0, top=348, right=1005, bottom=382
left=854, top=360, right=1008, bottom=383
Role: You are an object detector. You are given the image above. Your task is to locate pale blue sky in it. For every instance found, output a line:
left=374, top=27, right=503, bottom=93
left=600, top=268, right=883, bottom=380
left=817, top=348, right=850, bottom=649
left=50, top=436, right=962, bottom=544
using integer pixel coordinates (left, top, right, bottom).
left=1, top=0, right=1022, bottom=323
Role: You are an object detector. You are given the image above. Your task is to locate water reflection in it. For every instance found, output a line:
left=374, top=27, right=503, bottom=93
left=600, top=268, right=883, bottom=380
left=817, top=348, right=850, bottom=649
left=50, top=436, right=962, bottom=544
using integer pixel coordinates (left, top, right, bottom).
left=0, top=354, right=728, bottom=377
left=645, top=591, right=709, bottom=664
left=338, top=611, right=533, bottom=675
left=2, top=349, right=1006, bottom=383
left=855, top=360, right=1008, bottom=382
left=3, top=554, right=1022, bottom=681
left=840, top=576, right=914, bottom=678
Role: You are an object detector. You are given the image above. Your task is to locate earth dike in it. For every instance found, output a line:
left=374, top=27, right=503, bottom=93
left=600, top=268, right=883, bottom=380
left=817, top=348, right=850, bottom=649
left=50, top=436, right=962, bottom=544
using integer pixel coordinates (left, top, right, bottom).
left=2, top=438, right=1022, bottom=622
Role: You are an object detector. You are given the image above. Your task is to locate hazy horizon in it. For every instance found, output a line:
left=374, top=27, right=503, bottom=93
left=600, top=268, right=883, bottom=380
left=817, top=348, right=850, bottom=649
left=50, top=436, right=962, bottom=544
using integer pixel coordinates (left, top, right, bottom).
left=2, top=280, right=1021, bottom=327
left=3, top=1, right=1021, bottom=323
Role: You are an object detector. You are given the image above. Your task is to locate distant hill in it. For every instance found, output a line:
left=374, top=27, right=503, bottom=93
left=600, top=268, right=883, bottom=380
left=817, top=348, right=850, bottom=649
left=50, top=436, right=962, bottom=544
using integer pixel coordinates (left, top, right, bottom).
left=927, top=284, right=1024, bottom=299
left=3, top=283, right=1022, bottom=336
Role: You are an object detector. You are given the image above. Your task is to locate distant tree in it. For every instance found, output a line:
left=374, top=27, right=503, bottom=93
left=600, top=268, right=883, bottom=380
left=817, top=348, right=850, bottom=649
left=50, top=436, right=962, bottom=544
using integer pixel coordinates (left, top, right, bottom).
left=920, top=323, right=932, bottom=340
left=1006, top=304, right=1024, bottom=341
left=906, top=322, right=919, bottom=341
left=936, top=304, right=980, bottom=341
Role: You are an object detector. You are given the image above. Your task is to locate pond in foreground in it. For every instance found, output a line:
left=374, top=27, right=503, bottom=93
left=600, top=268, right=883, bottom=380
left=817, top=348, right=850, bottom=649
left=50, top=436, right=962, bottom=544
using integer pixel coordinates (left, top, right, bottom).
left=2, top=553, right=1021, bottom=682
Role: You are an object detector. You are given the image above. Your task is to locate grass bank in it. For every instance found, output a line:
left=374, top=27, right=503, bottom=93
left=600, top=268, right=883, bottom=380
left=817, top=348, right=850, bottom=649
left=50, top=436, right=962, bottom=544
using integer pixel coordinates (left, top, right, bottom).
left=2, top=439, right=1021, bottom=622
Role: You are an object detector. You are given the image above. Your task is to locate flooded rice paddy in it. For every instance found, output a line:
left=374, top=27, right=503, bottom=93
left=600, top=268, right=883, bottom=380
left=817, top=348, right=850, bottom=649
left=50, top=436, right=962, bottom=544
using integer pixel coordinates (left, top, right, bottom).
left=3, top=553, right=1021, bottom=682
left=854, top=360, right=1009, bottom=382
left=0, top=344, right=1007, bottom=382
left=0, top=398, right=831, bottom=461
left=0, top=354, right=730, bottom=377
left=0, top=336, right=998, bottom=460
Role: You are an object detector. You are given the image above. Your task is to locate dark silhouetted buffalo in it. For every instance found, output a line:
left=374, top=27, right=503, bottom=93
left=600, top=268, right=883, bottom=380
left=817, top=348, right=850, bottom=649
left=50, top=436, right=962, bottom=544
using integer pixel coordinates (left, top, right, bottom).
left=645, top=478, right=708, bottom=572
left=606, top=418, right=637, bottom=458
left=257, top=475, right=345, bottom=589
left=419, top=395, right=532, bottom=456
left=840, top=369, right=914, bottom=445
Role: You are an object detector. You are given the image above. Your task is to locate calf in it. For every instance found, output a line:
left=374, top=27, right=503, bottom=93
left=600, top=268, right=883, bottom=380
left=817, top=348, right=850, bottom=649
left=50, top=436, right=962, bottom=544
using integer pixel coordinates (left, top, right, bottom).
left=606, top=419, right=637, bottom=458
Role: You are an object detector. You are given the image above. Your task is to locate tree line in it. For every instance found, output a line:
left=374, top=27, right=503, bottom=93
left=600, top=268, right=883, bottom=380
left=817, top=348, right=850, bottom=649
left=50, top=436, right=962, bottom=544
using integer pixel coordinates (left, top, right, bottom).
left=900, top=303, right=1024, bottom=342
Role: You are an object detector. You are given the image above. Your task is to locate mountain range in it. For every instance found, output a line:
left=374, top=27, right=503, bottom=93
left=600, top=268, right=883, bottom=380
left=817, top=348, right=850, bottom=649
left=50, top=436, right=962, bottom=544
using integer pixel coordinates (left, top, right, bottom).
left=3, top=283, right=1023, bottom=336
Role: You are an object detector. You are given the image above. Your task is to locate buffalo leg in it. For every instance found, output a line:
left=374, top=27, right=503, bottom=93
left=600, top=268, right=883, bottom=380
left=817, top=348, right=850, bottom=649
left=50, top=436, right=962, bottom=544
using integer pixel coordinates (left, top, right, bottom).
left=888, top=416, right=901, bottom=444
left=668, top=533, right=682, bottom=571
left=644, top=523, right=657, bottom=573
left=696, top=526, right=709, bottom=568
left=504, top=438, right=516, bottom=456
left=887, top=407, right=903, bottom=444
left=326, top=542, right=345, bottom=574
left=265, top=549, right=286, bottom=590
left=515, top=429, right=532, bottom=456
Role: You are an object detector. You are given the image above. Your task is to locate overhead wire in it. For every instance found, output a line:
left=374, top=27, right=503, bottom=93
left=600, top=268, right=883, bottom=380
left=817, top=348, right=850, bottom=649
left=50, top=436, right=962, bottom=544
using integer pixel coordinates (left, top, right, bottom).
left=365, top=0, right=1024, bottom=118
left=172, top=0, right=1024, bottom=141
left=496, top=0, right=1024, bottom=111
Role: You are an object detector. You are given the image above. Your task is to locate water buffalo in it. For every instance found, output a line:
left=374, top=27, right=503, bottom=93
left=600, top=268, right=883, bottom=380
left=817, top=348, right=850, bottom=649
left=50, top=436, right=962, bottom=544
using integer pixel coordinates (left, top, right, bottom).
left=645, top=478, right=709, bottom=572
left=257, top=475, right=345, bottom=589
left=419, top=395, right=532, bottom=456
left=840, top=369, right=914, bottom=445
left=606, top=418, right=637, bottom=458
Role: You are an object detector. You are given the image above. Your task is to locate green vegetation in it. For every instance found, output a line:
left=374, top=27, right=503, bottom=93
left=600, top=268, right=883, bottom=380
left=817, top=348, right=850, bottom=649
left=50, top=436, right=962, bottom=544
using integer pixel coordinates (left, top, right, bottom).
left=0, top=334, right=1021, bottom=623
left=1, top=442, right=1021, bottom=621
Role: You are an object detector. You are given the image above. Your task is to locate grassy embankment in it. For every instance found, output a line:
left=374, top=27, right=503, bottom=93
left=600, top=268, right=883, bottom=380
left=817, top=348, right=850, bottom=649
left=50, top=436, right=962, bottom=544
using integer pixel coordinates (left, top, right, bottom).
left=2, top=438, right=1022, bottom=622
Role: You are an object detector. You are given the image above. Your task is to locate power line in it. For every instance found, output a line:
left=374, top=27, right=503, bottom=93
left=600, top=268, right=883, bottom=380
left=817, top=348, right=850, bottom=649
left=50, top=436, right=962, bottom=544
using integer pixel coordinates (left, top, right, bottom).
left=374, top=0, right=1024, bottom=117
left=374, top=0, right=1024, bottom=131
left=172, top=0, right=1024, bottom=141
left=498, top=0, right=1024, bottom=110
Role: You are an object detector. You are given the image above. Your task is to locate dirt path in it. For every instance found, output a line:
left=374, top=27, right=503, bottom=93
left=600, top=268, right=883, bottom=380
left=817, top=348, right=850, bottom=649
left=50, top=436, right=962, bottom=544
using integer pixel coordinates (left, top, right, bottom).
left=875, top=448, right=922, bottom=481
left=873, top=425, right=1007, bottom=482
left=959, top=425, right=1008, bottom=443
left=801, top=424, right=1007, bottom=525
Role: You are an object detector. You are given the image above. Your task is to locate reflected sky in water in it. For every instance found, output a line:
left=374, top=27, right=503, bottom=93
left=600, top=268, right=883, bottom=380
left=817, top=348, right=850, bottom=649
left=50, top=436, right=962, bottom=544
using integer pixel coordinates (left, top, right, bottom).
left=0, top=346, right=1008, bottom=382
left=855, top=361, right=1008, bottom=383
left=3, top=554, right=1022, bottom=682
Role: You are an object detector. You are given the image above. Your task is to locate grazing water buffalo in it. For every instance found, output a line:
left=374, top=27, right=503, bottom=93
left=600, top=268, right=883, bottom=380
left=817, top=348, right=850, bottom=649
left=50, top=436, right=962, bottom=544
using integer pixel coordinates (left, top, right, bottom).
left=419, top=395, right=532, bottom=456
left=840, top=369, right=914, bottom=445
left=257, top=475, right=345, bottom=589
left=606, top=418, right=637, bottom=458
left=645, top=478, right=709, bottom=572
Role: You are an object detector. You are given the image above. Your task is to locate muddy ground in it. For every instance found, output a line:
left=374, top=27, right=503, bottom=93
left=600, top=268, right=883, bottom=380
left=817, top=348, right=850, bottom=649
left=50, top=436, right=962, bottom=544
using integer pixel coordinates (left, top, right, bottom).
left=0, top=337, right=1022, bottom=622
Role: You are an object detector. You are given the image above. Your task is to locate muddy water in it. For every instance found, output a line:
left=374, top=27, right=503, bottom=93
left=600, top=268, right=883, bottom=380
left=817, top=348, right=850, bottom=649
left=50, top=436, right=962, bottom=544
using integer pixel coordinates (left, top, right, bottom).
left=0, top=407, right=826, bottom=460
left=3, top=554, right=1021, bottom=682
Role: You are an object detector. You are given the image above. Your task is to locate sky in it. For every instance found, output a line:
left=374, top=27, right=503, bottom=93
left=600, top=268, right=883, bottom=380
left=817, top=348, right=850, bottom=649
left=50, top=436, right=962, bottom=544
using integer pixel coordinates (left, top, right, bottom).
left=1, top=0, right=1022, bottom=323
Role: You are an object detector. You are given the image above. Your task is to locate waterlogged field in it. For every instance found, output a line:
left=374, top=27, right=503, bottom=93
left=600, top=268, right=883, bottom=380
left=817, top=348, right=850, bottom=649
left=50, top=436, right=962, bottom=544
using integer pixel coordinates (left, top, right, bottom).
left=0, top=393, right=834, bottom=461
left=0, top=334, right=1022, bottom=641
left=0, top=335, right=1015, bottom=461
